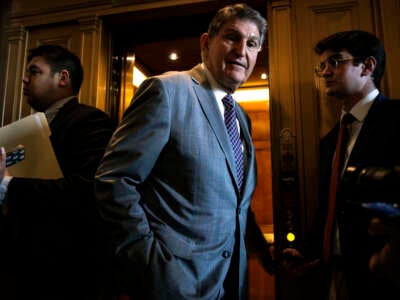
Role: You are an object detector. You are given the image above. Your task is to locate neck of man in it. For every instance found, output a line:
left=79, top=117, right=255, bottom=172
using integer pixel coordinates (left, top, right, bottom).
left=342, top=81, right=377, bottom=112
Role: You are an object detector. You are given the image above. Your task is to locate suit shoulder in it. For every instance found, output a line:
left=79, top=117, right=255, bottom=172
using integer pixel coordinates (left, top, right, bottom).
left=141, top=70, right=194, bottom=94
left=156, top=69, right=191, bottom=82
left=376, top=97, right=400, bottom=113
left=56, top=101, right=114, bottom=130
left=72, top=103, right=112, bottom=122
left=376, top=93, right=400, bottom=105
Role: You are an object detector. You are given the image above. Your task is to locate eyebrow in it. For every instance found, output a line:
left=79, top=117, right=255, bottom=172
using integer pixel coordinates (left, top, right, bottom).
left=222, top=28, right=260, bottom=39
left=325, top=53, right=342, bottom=59
left=27, top=64, right=40, bottom=70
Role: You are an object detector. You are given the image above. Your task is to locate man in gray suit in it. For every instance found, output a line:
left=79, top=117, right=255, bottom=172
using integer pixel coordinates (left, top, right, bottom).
left=95, top=3, right=274, bottom=299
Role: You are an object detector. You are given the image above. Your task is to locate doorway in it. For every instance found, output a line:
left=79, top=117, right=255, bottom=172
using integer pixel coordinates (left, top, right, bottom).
left=104, top=2, right=274, bottom=299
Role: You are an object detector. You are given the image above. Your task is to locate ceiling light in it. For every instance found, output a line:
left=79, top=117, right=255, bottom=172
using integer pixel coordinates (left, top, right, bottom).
left=168, top=52, right=179, bottom=61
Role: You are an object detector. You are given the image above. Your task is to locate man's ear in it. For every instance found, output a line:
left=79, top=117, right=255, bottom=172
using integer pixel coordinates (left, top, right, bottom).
left=361, top=56, right=376, bottom=76
left=200, top=33, right=209, bottom=53
left=58, top=70, right=70, bottom=86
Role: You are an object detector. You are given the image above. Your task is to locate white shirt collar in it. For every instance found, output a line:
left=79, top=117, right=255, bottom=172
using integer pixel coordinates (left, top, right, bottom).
left=341, top=89, right=379, bottom=122
left=201, top=63, right=231, bottom=116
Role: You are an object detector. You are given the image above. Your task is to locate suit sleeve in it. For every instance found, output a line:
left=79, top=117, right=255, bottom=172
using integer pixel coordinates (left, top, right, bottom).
left=95, top=78, right=171, bottom=256
left=245, top=203, right=275, bottom=275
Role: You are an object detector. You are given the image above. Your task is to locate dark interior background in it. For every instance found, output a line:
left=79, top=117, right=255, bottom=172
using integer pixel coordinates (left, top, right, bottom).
left=105, top=0, right=268, bottom=86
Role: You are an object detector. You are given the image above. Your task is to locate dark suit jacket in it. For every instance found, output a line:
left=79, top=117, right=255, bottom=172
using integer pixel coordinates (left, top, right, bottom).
left=0, top=98, right=115, bottom=299
left=314, top=93, right=400, bottom=299
left=95, top=64, right=273, bottom=300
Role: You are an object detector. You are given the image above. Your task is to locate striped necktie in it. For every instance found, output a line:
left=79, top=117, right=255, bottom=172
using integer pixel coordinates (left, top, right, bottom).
left=222, top=94, right=244, bottom=190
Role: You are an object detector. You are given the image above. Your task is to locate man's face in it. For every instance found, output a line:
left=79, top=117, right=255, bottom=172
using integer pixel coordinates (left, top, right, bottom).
left=22, top=56, right=60, bottom=112
left=316, top=50, right=366, bottom=99
left=201, top=18, right=261, bottom=93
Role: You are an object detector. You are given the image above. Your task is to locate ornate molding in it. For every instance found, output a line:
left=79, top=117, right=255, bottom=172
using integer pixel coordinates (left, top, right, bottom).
left=6, top=24, right=26, bottom=42
left=78, top=15, right=101, bottom=32
left=310, top=1, right=357, bottom=13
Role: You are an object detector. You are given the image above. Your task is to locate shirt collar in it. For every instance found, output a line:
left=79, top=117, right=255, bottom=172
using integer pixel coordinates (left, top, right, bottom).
left=201, top=63, right=229, bottom=102
left=45, top=96, right=75, bottom=123
left=341, top=89, right=379, bottom=122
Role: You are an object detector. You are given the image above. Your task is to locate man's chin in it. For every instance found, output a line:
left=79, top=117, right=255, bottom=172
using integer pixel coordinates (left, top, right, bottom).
left=26, top=97, right=39, bottom=110
left=325, top=87, right=337, bottom=97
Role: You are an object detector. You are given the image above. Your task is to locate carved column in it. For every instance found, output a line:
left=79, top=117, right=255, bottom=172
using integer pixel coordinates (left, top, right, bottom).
left=268, top=0, right=302, bottom=251
left=78, top=15, right=105, bottom=109
left=2, top=24, right=28, bottom=125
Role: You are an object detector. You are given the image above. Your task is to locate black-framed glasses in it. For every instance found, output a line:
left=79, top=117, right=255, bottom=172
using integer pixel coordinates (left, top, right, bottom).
left=314, top=56, right=361, bottom=76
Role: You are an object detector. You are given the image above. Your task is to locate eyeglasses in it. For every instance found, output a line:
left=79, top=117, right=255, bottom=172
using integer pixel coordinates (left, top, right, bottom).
left=314, top=56, right=361, bottom=76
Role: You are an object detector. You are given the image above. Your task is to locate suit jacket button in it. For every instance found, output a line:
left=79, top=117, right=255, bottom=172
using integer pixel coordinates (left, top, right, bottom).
left=222, top=250, right=231, bottom=258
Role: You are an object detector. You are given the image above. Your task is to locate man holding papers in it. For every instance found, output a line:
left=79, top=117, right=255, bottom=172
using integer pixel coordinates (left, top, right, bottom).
left=0, top=44, right=115, bottom=299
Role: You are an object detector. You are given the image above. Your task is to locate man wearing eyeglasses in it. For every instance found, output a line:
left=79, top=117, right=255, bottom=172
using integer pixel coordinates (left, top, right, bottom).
left=283, top=30, right=400, bottom=300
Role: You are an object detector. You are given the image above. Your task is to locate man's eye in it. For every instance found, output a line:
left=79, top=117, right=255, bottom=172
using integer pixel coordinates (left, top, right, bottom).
left=326, top=58, right=335, bottom=65
left=247, top=40, right=259, bottom=50
left=224, top=33, right=240, bottom=43
left=27, top=69, right=40, bottom=76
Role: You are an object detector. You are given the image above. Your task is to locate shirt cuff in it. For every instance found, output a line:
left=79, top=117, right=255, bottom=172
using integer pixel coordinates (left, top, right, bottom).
left=0, top=175, right=13, bottom=205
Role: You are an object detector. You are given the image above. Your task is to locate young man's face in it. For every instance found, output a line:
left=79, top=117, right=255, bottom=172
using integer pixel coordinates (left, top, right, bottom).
left=316, top=50, right=366, bottom=99
left=201, top=18, right=261, bottom=93
left=22, top=56, right=61, bottom=112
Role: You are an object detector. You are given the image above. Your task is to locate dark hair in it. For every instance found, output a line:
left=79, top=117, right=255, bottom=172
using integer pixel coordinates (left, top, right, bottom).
left=27, top=44, right=84, bottom=94
left=314, top=30, right=385, bottom=88
left=207, top=3, right=267, bottom=46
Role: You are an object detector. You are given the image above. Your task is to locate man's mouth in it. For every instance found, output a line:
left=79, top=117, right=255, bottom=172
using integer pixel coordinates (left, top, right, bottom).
left=228, top=61, right=246, bottom=69
left=324, top=80, right=336, bottom=87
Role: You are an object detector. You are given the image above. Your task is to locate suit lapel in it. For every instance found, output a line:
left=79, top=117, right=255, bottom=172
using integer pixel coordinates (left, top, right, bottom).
left=236, top=105, right=255, bottom=196
left=189, top=66, right=242, bottom=191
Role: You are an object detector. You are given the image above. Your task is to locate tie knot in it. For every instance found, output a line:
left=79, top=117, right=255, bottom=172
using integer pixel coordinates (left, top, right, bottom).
left=341, top=113, right=356, bottom=125
left=222, top=94, right=235, bottom=109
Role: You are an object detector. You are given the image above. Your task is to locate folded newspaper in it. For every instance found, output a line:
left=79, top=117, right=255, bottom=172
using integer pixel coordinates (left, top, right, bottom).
left=0, top=112, right=63, bottom=179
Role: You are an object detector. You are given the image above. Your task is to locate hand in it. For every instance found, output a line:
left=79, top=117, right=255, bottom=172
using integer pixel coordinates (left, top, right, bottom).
left=368, top=217, right=400, bottom=285
left=259, top=243, right=276, bottom=275
left=281, top=247, right=320, bottom=277
left=368, top=217, right=391, bottom=238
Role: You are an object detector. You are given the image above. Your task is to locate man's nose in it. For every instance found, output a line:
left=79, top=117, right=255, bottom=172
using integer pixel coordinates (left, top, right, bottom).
left=234, top=39, right=247, bottom=55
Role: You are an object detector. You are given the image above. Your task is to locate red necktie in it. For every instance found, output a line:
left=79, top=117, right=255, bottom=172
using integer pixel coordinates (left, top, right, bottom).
left=323, top=113, right=355, bottom=263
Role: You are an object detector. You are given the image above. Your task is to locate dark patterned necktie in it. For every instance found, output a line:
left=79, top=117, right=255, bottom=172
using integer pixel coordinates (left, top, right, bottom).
left=222, top=94, right=244, bottom=190
left=323, top=113, right=356, bottom=263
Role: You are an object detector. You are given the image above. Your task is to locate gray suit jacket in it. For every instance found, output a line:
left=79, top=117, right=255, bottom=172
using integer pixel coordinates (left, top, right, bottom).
left=95, top=64, right=273, bottom=299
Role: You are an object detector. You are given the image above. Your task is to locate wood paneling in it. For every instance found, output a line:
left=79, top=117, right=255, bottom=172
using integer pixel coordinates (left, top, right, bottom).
left=241, top=99, right=274, bottom=300
left=242, top=100, right=273, bottom=226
